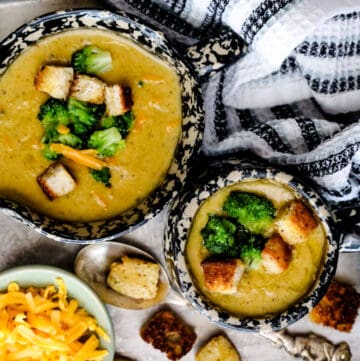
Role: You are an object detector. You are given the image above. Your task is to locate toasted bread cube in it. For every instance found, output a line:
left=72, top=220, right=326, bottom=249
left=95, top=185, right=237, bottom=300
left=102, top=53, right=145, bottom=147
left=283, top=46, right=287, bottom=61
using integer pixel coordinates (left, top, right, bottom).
left=105, top=84, right=132, bottom=116
left=261, top=234, right=292, bottom=274
left=37, top=163, right=76, bottom=200
left=201, top=259, right=244, bottom=294
left=70, top=74, right=105, bottom=104
left=107, top=256, right=160, bottom=300
left=276, top=200, right=318, bottom=244
left=35, top=66, right=74, bottom=99
left=196, top=335, right=241, bottom=361
left=309, top=280, right=360, bottom=332
left=140, top=310, right=196, bottom=361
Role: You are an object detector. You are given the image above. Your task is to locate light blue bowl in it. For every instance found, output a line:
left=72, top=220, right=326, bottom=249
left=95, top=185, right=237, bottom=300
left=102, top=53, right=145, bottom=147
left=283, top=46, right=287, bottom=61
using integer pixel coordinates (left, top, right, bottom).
left=0, top=265, right=115, bottom=360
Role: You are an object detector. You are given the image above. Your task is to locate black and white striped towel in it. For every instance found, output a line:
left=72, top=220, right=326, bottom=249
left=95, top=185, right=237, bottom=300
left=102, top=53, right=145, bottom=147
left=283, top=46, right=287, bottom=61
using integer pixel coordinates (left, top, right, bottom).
left=106, top=0, right=360, bottom=247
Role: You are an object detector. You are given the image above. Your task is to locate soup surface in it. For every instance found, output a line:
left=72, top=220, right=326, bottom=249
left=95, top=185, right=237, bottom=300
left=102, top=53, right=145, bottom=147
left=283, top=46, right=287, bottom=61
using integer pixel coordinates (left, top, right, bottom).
left=186, top=179, right=326, bottom=317
left=0, top=29, right=182, bottom=221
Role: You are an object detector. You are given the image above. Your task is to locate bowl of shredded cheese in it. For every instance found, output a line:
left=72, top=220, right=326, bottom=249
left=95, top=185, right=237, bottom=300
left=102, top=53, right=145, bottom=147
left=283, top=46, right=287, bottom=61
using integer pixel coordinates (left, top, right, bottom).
left=0, top=264, right=115, bottom=361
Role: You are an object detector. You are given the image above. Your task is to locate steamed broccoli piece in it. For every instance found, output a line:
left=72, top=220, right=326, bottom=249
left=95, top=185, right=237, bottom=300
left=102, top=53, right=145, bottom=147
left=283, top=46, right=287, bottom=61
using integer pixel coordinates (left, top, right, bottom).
left=57, top=133, right=83, bottom=148
left=201, top=215, right=238, bottom=256
left=42, top=145, right=61, bottom=161
left=223, top=191, right=275, bottom=234
left=239, top=234, right=266, bottom=268
left=88, top=127, right=125, bottom=157
left=38, top=98, right=69, bottom=131
left=201, top=214, right=266, bottom=268
left=100, top=110, right=135, bottom=138
left=90, top=167, right=111, bottom=187
left=71, top=46, right=112, bottom=75
left=68, top=98, right=104, bottom=135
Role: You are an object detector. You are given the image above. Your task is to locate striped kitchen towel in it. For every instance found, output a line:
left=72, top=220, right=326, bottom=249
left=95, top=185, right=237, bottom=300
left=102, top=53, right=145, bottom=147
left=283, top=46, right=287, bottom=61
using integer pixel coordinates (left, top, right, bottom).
left=106, top=0, right=360, bottom=246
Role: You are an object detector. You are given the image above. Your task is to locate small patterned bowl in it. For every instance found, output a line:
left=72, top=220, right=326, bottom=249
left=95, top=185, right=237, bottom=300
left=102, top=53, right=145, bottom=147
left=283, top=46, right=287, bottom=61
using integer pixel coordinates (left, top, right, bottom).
left=164, top=160, right=339, bottom=332
left=0, top=9, right=203, bottom=242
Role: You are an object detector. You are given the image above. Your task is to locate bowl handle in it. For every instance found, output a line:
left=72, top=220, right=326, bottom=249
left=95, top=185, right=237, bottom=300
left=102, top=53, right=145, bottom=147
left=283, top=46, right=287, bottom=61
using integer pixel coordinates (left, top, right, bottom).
left=183, top=27, right=246, bottom=80
left=260, top=329, right=351, bottom=361
left=333, top=205, right=360, bottom=253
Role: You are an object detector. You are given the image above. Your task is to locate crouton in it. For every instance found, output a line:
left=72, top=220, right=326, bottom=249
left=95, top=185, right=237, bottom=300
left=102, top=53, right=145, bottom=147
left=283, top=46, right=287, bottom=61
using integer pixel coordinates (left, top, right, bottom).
left=105, top=84, right=133, bottom=116
left=140, top=309, right=196, bottom=361
left=276, top=200, right=318, bottom=244
left=107, top=256, right=160, bottom=300
left=37, top=163, right=76, bottom=200
left=201, top=259, right=244, bottom=294
left=310, top=280, right=360, bottom=332
left=35, top=66, right=73, bottom=99
left=70, top=74, right=105, bottom=104
left=196, top=335, right=241, bottom=361
left=261, top=234, right=292, bottom=274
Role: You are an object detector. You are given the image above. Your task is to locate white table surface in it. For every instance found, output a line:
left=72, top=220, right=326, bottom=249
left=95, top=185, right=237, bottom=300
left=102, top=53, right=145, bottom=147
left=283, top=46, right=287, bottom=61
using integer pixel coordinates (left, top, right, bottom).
left=0, top=1, right=359, bottom=360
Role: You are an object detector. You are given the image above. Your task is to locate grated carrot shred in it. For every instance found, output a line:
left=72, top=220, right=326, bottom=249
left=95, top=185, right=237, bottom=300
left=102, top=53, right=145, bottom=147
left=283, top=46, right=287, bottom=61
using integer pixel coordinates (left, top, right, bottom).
left=0, top=278, right=109, bottom=361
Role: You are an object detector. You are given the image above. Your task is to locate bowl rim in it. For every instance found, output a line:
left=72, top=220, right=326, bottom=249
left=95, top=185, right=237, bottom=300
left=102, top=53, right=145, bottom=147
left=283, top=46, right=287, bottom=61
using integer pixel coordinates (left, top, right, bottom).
left=164, top=162, right=339, bottom=332
left=0, top=264, right=115, bottom=359
left=0, top=8, right=204, bottom=243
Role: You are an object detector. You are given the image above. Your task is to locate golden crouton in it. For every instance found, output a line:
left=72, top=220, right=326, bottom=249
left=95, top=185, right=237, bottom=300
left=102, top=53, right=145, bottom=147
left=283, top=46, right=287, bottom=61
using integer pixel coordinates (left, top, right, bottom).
left=140, top=309, right=196, bottom=361
left=261, top=234, right=292, bottom=274
left=276, top=200, right=318, bottom=244
left=107, top=256, right=160, bottom=300
left=70, top=74, right=105, bottom=104
left=35, top=65, right=73, bottom=99
left=37, top=163, right=76, bottom=200
left=105, top=84, right=133, bottom=116
left=310, top=280, right=360, bottom=332
left=196, top=335, right=241, bottom=361
left=201, top=259, right=244, bottom=294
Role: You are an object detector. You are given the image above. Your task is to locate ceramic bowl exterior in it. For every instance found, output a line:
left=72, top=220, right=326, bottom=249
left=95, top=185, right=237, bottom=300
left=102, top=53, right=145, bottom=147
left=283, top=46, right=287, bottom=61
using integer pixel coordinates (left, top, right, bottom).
left=0, top=9, right=203, bottom=242
left=0, top=264, right=115, bottom=359
left=164, top=161, right=339, bottom=332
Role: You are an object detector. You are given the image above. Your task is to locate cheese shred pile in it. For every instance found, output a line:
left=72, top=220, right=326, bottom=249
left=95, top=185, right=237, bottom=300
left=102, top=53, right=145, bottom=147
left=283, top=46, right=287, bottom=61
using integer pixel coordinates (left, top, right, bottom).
left=0, top=278, right=109, bottom=361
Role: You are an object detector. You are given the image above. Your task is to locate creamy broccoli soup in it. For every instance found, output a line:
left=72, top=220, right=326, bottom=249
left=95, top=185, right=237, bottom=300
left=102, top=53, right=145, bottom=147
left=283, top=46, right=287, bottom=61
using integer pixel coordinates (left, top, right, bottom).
left=185, top=179, right=326, bottom=317
left=0, top=29, right=182, bottom=221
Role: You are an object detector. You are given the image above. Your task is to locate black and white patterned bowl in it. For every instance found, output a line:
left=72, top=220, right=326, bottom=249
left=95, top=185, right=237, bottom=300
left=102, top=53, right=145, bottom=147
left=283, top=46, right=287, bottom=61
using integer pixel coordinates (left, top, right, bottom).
left=0, top=9, right=204, bottom=243
left=164, top=160, right=339, bottom=332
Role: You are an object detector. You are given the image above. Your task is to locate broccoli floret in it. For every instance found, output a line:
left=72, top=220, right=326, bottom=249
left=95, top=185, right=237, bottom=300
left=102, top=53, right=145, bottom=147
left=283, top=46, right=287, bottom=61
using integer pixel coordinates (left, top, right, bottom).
left=223, top=191, right=276, bottom=234
left=201, top=214, right=266, bottom=268
left=71, top=45, right=112, bottom=75
left=100, top=111, right=135, bottom=138
left=42, top=145, right=61, bottom=161
left=68, top=98, right=104, bottom=135
left=38, top=98, right=69, bottom=131
left=238, top=234, right=266, bottom=268
left=90, top=167, right=111, bottom=187
left=201, top=215, right=238, bottom=255
left=57, top=133, right=83, bottom=148
left=88, top=127, right=125, bottom=157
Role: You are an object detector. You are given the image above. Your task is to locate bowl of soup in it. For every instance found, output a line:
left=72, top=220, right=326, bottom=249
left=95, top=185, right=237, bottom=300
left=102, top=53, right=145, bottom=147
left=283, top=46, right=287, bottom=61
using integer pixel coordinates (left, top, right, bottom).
left=0, top=9, right=203, bottom=242
left=164, top=160, right=339, bottom=331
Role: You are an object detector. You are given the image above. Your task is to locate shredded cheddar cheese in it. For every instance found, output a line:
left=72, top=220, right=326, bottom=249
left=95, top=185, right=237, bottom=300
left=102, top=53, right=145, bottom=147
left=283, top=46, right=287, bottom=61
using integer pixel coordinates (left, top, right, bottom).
left=0, top=278, right=109, bottom=361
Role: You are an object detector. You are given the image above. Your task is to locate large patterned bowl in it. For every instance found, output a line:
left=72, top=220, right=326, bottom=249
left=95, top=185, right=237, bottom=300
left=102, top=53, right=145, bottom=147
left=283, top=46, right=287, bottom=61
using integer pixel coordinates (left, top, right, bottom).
left=0, top=8, right=204, bottom=243
left=164, top=160, right=339, bottom=332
